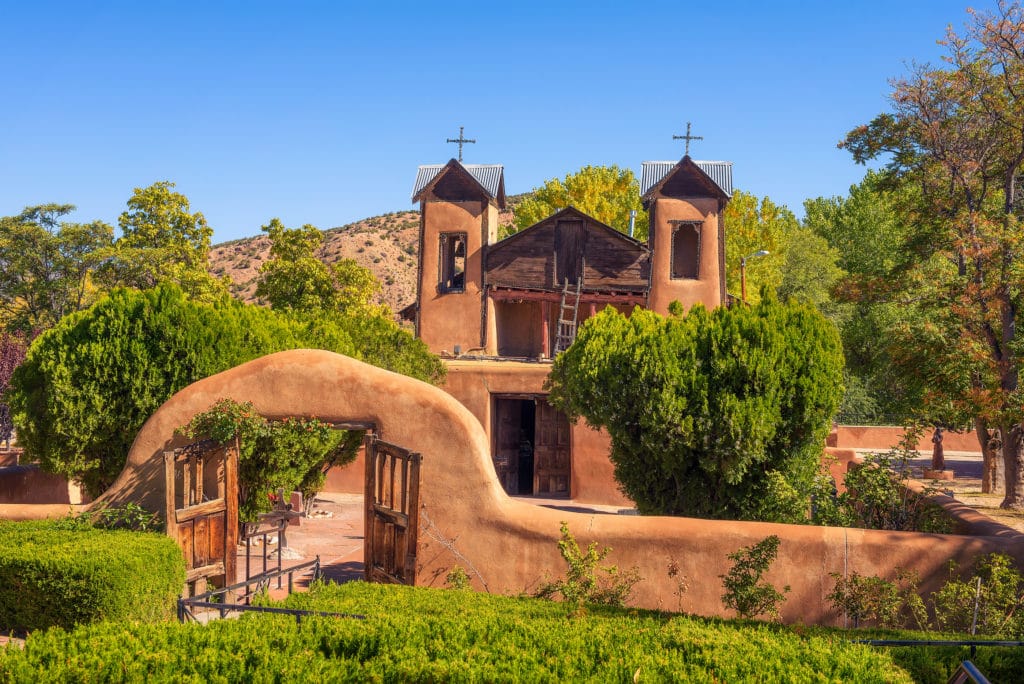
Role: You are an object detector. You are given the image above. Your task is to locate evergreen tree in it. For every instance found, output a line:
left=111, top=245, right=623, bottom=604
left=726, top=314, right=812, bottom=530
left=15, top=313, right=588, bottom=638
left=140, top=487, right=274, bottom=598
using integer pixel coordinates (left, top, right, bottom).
left=547, top=296, right=844, bottom=521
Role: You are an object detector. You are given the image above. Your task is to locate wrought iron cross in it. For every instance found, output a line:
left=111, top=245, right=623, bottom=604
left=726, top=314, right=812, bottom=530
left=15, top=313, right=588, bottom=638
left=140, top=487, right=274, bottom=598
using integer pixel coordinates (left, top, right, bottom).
left=446, top=126, right=476, bottom=162
left=673, top=122, right=703, bottom=156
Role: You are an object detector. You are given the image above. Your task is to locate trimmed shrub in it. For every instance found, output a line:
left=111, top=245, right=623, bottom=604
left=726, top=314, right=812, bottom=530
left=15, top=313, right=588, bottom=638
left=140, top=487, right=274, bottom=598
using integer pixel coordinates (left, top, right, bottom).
left=0, top=520, right=185, bottom=631
left=7, top=283, right=442, bottom=497
left=548, top=294, right=844, bottom=521
left=0, top=582, right=912, bottom=682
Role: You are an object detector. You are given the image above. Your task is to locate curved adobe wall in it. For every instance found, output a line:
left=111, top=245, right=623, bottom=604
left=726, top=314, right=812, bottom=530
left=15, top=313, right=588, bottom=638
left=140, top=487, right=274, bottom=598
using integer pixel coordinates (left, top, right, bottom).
left=101, top=350, right=1024, bottom=625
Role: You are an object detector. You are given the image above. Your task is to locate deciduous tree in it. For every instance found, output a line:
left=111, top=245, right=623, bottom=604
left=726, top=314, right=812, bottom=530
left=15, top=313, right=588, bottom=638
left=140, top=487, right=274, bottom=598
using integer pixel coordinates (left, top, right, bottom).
left=841, top=1, right=1024, bottom=507
left=98, top=181, right=227, bottom=300
left=256, top=218, right=384, bottom=317
left=512, top=165, right=647, bottom=239
left=0, top=204, right=112, bottom=334
left=0, top=332, right=28, bottom=448
left=722, top=190, right=798, bottom=303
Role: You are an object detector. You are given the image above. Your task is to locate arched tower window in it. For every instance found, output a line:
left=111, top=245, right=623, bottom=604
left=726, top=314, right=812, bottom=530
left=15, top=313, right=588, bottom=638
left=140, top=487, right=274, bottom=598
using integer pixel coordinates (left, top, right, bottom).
left=670, top=221, right=701, bottom=279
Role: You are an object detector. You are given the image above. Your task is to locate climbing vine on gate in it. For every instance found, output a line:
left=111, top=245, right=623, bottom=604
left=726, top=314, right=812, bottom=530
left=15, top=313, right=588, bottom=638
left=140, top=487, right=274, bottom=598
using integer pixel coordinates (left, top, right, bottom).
left=180, top=399, right=362, bottom=522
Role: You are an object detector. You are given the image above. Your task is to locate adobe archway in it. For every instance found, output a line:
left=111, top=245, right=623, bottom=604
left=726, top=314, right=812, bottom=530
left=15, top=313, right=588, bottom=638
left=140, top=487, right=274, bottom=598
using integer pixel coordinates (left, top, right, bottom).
left=98, top=349, right=1024, bottom=624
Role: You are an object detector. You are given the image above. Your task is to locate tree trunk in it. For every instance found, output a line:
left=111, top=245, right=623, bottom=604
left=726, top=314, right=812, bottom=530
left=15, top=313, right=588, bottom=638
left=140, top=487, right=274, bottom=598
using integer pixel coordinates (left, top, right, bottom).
left=1000, top=423, right=1024, bottom=509
left=975, top=417, right=1004, bottom=494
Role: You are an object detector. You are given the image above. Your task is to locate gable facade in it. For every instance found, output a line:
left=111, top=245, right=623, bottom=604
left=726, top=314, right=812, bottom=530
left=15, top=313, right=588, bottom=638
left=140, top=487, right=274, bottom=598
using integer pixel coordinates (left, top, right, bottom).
left=409, top=154, right=732, bottom=503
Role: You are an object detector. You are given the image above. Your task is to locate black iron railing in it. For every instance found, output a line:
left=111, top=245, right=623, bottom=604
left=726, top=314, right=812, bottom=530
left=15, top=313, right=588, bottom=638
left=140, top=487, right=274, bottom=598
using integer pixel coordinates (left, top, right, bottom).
left=178, top=556, right=363, bottom=624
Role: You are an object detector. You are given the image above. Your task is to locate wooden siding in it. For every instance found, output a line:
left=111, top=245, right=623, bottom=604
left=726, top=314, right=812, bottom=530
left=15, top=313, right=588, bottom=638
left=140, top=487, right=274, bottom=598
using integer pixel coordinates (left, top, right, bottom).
left=486, top=212, right=649, bottom=292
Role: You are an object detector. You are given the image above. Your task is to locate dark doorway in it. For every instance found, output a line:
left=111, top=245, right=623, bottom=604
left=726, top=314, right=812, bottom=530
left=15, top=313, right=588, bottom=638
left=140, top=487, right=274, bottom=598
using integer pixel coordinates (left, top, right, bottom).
left=492, top=396, right=570, bottom=497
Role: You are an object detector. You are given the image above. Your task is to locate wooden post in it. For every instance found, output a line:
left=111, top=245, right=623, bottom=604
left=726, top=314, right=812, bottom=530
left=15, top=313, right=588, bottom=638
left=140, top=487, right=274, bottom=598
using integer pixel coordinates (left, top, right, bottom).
left=224, top=440, right=239, bottom=597
left=164, top=451, right=177, bottom=539
left=540, top=301, right=551, bottom=358
left=364, top=434, right=375, bottom=582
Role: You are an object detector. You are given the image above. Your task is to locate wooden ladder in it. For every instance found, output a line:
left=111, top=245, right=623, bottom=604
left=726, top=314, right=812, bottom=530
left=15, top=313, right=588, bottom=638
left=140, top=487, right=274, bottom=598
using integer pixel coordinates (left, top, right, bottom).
left=554, top=278, right=582, bottom=354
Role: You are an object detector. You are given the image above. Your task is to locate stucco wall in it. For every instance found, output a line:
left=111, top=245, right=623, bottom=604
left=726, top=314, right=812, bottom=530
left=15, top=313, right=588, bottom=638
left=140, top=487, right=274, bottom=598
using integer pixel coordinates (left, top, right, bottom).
left=836, top=425, right=982, bottom=453
left=93, top=351, right=1024, bottom=625
left=442, top=359, right=631, bottom=507
left=0, top=464, right=87, bottom=505
left=418, top=200, right=487, bottom=354
left=648, top=197, right=721, bottom=314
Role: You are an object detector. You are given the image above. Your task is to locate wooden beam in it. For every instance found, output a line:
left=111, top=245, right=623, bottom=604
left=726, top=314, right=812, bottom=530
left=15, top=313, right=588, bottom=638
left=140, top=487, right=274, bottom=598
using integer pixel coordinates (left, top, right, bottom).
left=541, top=301, right=551, bottom=359
left=175, top=498, right=226, bottom=524
left=163, top=451, right=177, bottom=538
left=186, top=561, right=226, bottom=583
left=489, top=287, right=645, bottom=305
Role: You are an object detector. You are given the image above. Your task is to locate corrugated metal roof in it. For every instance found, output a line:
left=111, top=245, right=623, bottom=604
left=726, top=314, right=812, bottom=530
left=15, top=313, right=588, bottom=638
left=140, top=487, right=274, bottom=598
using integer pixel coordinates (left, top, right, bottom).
left=412, top=162, right=505, bottom=201
left=640, top=160, right=733, bottom=198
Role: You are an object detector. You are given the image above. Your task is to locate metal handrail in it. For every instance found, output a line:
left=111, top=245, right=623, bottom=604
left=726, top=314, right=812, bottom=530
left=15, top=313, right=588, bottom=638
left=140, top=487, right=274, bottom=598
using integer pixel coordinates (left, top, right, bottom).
left=179, top=556, right=326, bottom=622
left=856, top=638, right=1024, bottom=661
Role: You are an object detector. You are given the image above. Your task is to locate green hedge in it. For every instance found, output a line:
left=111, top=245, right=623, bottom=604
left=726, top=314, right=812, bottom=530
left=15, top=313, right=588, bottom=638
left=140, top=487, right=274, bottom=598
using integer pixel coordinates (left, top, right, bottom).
left=0, top=581, right=911, bottom=682
left=0, top=520, right=185, bottom=631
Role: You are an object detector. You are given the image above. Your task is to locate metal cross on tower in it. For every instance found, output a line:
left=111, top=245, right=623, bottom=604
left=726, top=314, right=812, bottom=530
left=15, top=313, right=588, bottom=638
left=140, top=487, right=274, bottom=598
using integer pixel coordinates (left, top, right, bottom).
left=446, top=126, right=476, bottom=162
left=673, top=122, right=703, bottom=157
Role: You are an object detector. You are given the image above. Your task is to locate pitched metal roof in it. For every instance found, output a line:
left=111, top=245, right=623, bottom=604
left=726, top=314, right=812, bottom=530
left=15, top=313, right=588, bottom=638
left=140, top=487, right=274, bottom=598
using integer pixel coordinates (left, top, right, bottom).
left=411, top=161, right=505, bottom=201
left=640, top=159, right=733, bottom=198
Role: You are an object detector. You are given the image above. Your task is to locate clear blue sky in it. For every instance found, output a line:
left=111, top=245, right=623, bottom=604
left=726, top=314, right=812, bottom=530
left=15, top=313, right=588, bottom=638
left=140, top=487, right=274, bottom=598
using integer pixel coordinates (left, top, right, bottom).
left=0, top=0, right=976, bottom=243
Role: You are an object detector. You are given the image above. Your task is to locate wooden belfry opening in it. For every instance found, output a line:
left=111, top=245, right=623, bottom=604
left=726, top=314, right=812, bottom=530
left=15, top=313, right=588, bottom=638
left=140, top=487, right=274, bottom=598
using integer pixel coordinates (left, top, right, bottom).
left=164, top=439, right=239, bottom=597
left=364, top=433, right=421, bottom=585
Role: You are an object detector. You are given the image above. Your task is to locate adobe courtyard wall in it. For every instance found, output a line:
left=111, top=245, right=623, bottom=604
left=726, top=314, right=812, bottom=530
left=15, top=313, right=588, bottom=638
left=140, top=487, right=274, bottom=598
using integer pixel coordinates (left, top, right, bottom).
left=95, top=350, right=1024, bottom=626
left=836, top=425, right=982, bottom=453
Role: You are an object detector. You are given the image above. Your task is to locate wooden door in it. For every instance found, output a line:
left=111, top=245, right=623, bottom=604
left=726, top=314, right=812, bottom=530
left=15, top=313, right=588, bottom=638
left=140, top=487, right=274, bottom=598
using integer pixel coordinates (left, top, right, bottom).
left=493, top=398, right=521, bottom=494
left=533, top=398, right=571, bottom=496
left=364, top=434, right=421, bottom=585
left=555, top=220, right=585, bottom=287
left=164, top=439, right=238, bottom=596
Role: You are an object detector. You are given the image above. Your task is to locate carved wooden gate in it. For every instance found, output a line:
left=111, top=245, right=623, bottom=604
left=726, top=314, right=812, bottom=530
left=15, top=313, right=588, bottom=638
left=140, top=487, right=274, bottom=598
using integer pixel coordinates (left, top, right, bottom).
left=364, top=434, right=421, bottom=585
left=164, top=439, right=238, bottom=596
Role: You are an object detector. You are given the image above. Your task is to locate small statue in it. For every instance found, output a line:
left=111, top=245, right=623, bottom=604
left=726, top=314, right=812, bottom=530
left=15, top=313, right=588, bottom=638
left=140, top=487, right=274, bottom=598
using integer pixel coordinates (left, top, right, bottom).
left=931, top=426, right=945, bottom=472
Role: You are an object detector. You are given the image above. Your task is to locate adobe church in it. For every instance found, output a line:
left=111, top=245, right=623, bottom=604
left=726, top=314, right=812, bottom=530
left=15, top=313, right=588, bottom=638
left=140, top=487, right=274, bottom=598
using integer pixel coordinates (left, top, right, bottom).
left=407, top=149, right=733, bottom=505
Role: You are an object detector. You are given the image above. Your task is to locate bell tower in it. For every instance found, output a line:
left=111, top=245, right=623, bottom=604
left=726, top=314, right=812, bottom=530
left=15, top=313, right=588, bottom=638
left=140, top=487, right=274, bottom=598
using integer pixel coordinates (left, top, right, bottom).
left=410, top=159, right=505, bottom=355
left=640, top=156, right=732, bottom=314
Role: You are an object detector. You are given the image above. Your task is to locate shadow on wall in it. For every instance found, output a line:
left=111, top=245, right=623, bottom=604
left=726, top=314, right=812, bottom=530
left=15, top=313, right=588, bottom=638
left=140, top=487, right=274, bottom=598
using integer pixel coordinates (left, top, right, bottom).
left=14, top=350, right=1024, bottom=626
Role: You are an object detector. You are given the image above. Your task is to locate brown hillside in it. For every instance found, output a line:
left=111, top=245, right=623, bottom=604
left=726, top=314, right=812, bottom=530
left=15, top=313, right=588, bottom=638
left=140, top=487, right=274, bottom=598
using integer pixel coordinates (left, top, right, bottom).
left=208, top=204, right=520, bottom=313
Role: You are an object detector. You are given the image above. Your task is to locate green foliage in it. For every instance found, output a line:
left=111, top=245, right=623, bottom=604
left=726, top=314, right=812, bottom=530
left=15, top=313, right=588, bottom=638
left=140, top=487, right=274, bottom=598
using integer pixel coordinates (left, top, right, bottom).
left=444, top=566, right=471, bottom=590
left=7, top=283, right=441, bottom=497
left=827, top=553, right=1024, bottom=642
left=812, top=432, right=955, bottom=533
left=827, top=570, right=928, bottom=630
left=66, top=502, right=164, bottom=533
left=720, top=536, right=790, bottom=621
left=723, top=190, right=799, bottom=304
left=803, top=173, right=956, bottom=426
left=0, top=581, right=914, bottom=682
left=0, top=520, right=184, bottom=632
left=256, top=218, right=385, bottom=318
left=840, top=4, right=1024, bottom=506
left=7, top=284, right=311, bottom=496
left=256, top=218, right=336, bottom=312
left=932, top=554, right=1024, bottom=638
left=777, top=225, right=845, bottom=318
left=98, top=181, right=227, bottom=301
left=511, top=165, right=647, bottom=240
left=534, top=521, right=641, bottom=609
left=181, top=399, right=361, bottom=522
left=0, top=204, right=113, bottom=334
left=0, top=332, right=28, bottom=446
left=547, top=295, right=844, bottom=521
